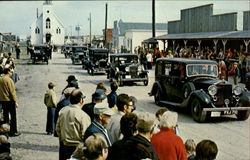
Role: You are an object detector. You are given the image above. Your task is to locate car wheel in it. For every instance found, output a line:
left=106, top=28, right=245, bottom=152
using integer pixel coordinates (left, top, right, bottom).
left=118, top=75, right=123, bottom=86
left=32, top=57, right=35, bottom=64
left=90, top=69, right=94, bottom=76
left=182, top=82, right=195, bottom=99
left=72, top=60, right=75, bottom=65
left=191, top=98, right=207, bottom=122
left=154, top=88, right=161, bottom=106
left=237, top=110, right=250, bottom=120
left=143, top=74, right=149, bottom=86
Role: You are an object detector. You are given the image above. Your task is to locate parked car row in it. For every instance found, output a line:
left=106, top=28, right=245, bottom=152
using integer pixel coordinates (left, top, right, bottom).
left=63, top=46, right=250, bottom=122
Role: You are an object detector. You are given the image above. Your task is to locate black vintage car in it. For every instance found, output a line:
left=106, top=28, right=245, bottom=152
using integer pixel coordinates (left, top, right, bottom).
left=62, top=45, right=72, bottom=58
left=149, top=58, right=250, bottom=122
left=32, top=44, right=49, bottom=64
left=71, top=46, right=88, bottom=65
left=107, top=53, right=148, bottom=86
left=86, top=48, right=109, bottom=75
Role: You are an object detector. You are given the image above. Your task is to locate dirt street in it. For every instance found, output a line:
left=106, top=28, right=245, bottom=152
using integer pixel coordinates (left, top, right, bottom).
left=8, top=52, right=250, bottom=160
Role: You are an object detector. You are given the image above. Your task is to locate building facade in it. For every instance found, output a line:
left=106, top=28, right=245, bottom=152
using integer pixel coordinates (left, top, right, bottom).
left=30, top=0, right=65, bottom=46
left=113, top=19, right=167, bottom=53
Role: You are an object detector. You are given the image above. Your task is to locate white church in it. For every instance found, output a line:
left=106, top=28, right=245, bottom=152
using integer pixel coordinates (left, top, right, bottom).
left=30, top=0, right=65, bottom=46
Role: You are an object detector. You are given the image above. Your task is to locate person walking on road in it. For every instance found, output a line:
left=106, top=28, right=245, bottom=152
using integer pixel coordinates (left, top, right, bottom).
left=56, top=89, right=91, bottom=160
left=44, top=82, right=57, bottom=135
left=0, top=68, right=21, bottom=137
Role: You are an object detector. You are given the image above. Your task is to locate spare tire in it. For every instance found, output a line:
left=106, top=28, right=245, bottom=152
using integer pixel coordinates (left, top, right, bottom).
left=182, top=82, right=195, bottom=99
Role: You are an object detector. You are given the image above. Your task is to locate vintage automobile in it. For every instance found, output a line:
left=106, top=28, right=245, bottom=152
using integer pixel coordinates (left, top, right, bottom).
left=71, top=46, right=88, bottom=65
left=149, top=58, right=250, bottom=122
left=62, top=45, right=73, bottom=58
left=107, top=53, right=148, bottom=86
left=32, top=44, right=49, bottom=64
left=86, top=48, right=109, bottom=75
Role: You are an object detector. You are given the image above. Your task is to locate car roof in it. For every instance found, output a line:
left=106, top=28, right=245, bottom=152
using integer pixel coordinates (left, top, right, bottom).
left=110, top=53, right=138, bottom=57
left=33, top=44, right=48, bottom=47
left=89, top=48, right=108, bottom=52
left=72, top=46, right=87, bottom=48
left=156, top=58, right=218, bottom=65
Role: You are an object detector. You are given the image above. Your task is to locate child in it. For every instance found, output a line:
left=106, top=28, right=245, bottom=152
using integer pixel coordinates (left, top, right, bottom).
left=44, top=82, right=57, bottom=135
left=185, top=139, right=196, bottom=160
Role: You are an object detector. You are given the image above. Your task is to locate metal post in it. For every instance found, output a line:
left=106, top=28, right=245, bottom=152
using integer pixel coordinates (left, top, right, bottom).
left=104, top=3, right=108, bottom=48
left=89, top=13, right=92, bottom=46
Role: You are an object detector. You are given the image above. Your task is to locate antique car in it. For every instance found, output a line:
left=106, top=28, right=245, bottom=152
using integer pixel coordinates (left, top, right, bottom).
left=107, top=53, right=148, bottom=86
left=71, top=46, right=88, bottom=64
left=62, top=45, right=72, bottom=58
left=149, top=58, right=250, bottom=122
left=86, top=48, right=109, bottom=75
left=32, top=44, right=49, bottom=64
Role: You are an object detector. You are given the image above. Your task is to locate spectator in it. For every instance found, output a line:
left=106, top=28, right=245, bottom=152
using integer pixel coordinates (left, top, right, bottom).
left=82, top=89, right=107, bottom=121
left=84, top=102, right=114, bottom=147
left=0, top=68, right=21, bottom=137
left=218, top=60, right=227, bottom=80
left=107, top=81, right=118, bottom=109
left=185, top=139, right=196, bottom=160
left=106, top=94, right=133, bottom=143
left=61, top=75, right=79, bottom=94
left=155, top=108, right=180, bottom=136
left=107, top=113, right=138, bottom=160
left=125, top=112, right=159, bottom=160
left=83, top=133, right=109, bottom=160
left=54, top=87, right=74, bottom=137
left=44, top=82, right=57, bottom=135
left=194, top=140, right=218, bottom=160
left=130, top=96, right=137, bottom=112
left=151, top=111, right=187, bottom=160
left=56, top=89, right=91, bottom=160
left=228, top=62, right=240, bottom=85
left=0, top=123, right=11, bottom=160
left=96, top=82, right=107, bottom=93
left=15, top=45, right=20, bottom=59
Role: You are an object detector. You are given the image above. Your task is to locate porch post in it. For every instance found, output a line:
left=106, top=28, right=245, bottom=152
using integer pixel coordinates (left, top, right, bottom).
left=244, top=39, right=250, bottom=53
left=222, top=39, right=227, bottom=55
left=172, top=40, right=175, bottom=53
left=213, top=39, right=218, bottom=55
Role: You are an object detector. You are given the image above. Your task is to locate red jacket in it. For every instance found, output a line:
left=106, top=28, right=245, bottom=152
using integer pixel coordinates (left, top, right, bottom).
left=151, top=128, right=187, bottom=160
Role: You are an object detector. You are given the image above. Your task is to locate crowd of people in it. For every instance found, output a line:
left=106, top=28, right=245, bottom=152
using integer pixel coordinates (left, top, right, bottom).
left=136, top=45, right=250, bottom=85
left=41, top=75, right=219, bottom=160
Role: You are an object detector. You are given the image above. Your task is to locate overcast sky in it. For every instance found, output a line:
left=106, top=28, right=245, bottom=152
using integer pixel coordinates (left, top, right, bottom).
left=0, top=0, right=249, bottom=37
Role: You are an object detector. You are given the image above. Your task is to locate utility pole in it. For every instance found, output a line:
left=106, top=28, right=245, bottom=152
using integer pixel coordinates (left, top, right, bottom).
left=36, top=8, right=38, bottom=18
left=104, top=3, right=108, bottom=49
left=89, top=13, right=92, bottom=46
left=152, top=0, right=155, bottom=38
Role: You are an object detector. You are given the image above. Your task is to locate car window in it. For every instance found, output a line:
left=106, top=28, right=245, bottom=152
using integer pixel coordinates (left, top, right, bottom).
left=187, top=64, right=218, bottom=77
left=156, top=61, right=163, bottom=76
left=164, top=63, right=171, bottom=76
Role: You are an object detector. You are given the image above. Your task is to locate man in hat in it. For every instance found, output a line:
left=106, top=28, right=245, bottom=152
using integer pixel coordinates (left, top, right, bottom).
left=61, top=75, right=79, bottom=94
left=44, top=82, right=57, bottom=135
left=82, top=89, right=107, bottom=121
left=84, top=102, right=114, bottom=147
left=56, top=89, right=91, bottom=160
left=228, top=62, right=240, bottom=85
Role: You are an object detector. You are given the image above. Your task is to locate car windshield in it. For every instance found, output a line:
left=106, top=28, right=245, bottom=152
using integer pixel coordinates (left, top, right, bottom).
left=73, top=47, right=86, bottom=52
left=117, top=56, right=138, bottom=64
left=187, top=64, right=218, bottom=77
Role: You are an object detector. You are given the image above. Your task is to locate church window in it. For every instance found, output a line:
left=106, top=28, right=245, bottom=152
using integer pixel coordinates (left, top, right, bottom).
left=46, top=18, right=51, bottom=29
left=56, top=27, right=61, bottom=34
left=35, top=27, right=40, bottom=34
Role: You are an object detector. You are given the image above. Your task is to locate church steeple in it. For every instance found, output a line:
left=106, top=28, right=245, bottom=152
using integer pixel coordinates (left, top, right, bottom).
left=44, top=0, right=52, bottom=5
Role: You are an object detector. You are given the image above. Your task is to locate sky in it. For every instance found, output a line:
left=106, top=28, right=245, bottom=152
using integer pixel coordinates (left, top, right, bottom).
left=0, top=0, right=249, bottom=37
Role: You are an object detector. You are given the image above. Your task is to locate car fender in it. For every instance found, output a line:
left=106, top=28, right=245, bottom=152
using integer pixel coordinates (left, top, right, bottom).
left=149, top=81, right=162, bottom=96
left=189, top=89, right=212, bottom=105
left=239, top=90, right=250, bottom=106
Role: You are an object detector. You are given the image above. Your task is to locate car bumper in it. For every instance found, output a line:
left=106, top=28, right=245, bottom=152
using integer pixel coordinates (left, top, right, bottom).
left=203, top=107, right=250, bottom=112
left=121, top=77, right=148, bottom=82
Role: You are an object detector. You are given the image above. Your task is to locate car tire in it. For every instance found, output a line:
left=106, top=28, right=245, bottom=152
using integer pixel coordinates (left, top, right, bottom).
left=90, top=69, right=94, bottom=76
left=154, top=88, right=161, bottom=106
left=182, top=82, right=195, bottom=99
left=118, top=75, right=123, bottom=86
left=237, top=110, right=250, bottom=120
left=191, top=97, right=207, bottom=122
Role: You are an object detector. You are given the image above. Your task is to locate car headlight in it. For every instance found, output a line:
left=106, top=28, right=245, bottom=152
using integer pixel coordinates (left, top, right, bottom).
left=125, top=67, right=129, bottom=72
left=138, top=65, right=144, bottom=72
left=233, top=86, right=242, bottom=96
left=208, top=85, right=217, bottom=96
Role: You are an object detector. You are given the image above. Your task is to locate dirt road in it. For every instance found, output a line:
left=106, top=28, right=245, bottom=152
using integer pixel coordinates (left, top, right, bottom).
left=9, top=52, right=250, bottom=160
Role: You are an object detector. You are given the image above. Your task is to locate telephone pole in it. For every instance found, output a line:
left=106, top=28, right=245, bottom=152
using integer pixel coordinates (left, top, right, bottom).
left=104, top=3, right=108, bottom=48
left=152, top=0, right=155, bottom=38
left=89, top=13, right=92, bottom=46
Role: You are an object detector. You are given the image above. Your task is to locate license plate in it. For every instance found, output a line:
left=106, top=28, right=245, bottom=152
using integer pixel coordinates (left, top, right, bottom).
left=224, top=110, right=237, bottom=115
left=211, top=112, right=221, bottom=117
left=126, top=75, right=131, bottom=79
